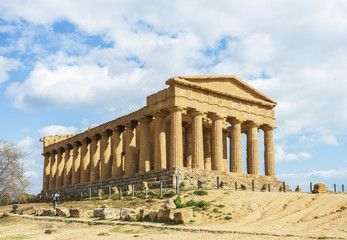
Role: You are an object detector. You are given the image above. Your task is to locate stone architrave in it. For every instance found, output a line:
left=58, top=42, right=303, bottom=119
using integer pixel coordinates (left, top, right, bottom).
left=139, top=117, right=152, bottom=172
left=72, top=141, right=81, bottom=185
left=203, top=127, right=212, bottom=170
left=211, top=115, right=224, bottom=171
left=154, top=112, right=167, bottom=170
left=90, top=134, right=101, bottom=182
left=169, top=107, right=183, bottom=168
left=49, top=150, right=57, bottom=190
left=80, top=138, right=91, bottom=183
left=229, top=118, right=243, bottom=173
left=191, top=110, right=204, bottom=169
left=100, top=130, right=112, bottom=179
left=264, top=125, right=275, bottom=176
left=42, top=153, right=50, bottom=191
left=124, top=122, right=138, bottom=176
left=112, top=126, right=124, bottom=177
left=63, top=145, right=73, bottom=187
left=246, top=122, right=260, bottom=175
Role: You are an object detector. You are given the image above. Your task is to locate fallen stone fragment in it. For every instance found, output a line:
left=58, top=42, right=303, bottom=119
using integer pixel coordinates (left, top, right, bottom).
left=313, top=183, right=328, bottom=193
left=56, top=207, right=70, bottom=217
left=174, top=209, right=193, bottom=224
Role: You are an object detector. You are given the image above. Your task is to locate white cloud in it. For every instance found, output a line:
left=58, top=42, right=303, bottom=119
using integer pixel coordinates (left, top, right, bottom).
left=38, top=125, right=79, bottom=137
left=0, top=56, right=21, bottom=83
left=275, top=144, right=311, bottom=162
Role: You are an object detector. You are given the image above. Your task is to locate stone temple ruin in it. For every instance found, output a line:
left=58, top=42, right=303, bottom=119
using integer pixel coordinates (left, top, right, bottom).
left=40, top=75, right=285, bottom=195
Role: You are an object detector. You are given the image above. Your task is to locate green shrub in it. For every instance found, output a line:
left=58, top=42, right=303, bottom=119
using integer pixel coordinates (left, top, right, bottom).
left=193, top=190, right=208, bottom=196
left=224, top=216, right=232, bottom=220
left=174, top=196, right=210, bottom=210
left=217, top=204, right=225, bottom=208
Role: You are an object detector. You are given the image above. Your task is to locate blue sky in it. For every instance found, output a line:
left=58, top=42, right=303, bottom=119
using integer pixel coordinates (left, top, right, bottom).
left=0, top=1, right=346, bottom=193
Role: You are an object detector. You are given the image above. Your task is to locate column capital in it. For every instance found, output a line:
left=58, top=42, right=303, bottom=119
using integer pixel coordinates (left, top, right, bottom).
left=153, top=110, right=169, bottom=118
left=169, top=106, right=184, bottom=113
left=81, top=138, right=91, bottom=144
left=101, top=130, right=113, bottom=137
left=51, top=149, right=57, bottom=154
left=261, top=124, right=276, bottom=131
left=73, top=141, right=82, bottom=147
left=208, top=113, right=225, bottom=121
left=246, top=121, right=260, bottom=128
left=43, top=152, right=50, bottom=157
left=57, top=147, right=65, bottom=153
left=189, top=110, right=204, bottom=117
left=140, top=115, right=153, bottom=123
left=226, top=117, right=244, bottom=124
left=91, top=134, right=101, bottom=141
left=65, top=144, right=73, bottom=150
left=113, top=125, right=125, bottom=133
left=125, top=120, right=138, bottom=129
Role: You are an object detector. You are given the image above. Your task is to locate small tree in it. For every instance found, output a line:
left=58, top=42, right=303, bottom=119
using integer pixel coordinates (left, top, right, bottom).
left=0, top=140, right=29, bottom=203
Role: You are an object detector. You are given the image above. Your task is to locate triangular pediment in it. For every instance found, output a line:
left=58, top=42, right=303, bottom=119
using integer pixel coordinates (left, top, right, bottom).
left=166, top=75, right=276, bottom=106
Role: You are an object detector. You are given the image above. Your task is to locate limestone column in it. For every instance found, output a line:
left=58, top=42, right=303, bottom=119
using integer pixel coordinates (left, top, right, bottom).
left=42, top=152, right=50, bottom=191
left=211, top=115, right=224, bottom=171
left=139, top=117, right=152, bottom=172
left=169, top=107, right=183, bottom=168
left=124, top=121, right=138, bottom=176
left=223, top=130, right=228, bottom=172
left=90, top=134, right=101, bottom=182
left=191, top=111, right=204, bottom=169
left=63, top=145, right=73, bottom=187
left=80, top=138, right=91, bottom=183
left=56, top=148, right=65, bottom=189
left=229, top=119, right=243, bottom=173
left=246, top=123, right=260, bottom=175
left=154, top=112, right=167, bottom=170
left=184, top=124, right=192, bottom=168
left=203, top=127, right=212, bottom=170
left=112, top=126, right=124, bottom=177
left=100, top=131, right=112, bottom=179
left=49, top=150, right=57, bottom=190
left=72, top=141, right=81, bottom=185
left=264, top=125, right=275, bottom=176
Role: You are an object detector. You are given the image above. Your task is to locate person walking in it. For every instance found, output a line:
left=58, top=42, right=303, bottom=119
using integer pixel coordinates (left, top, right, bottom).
left=53, top=192, right=60, bottom=210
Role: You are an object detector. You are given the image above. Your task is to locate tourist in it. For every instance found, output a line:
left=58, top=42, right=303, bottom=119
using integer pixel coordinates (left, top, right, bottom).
left=53, top=192, right=60, bottom=210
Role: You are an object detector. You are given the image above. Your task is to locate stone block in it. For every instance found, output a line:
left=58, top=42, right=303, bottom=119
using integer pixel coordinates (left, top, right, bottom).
left=142, top=181, right=148, bottom=190
left=42, top=208, right=55, bottom=216
left=12, top=204, right=19, bottom=212
left=180, top=180, right=190, bottom=189
left=69, top=208, right=92, bottom=218
left=261, top=184, right=269, bottom=191
left=157, top=209, right=175, bottom=221
left=174, top=209, right=193, bottom=224
left=111, top=186, right=119, bottom=194
left=295, top=186, right=302, bottom=192
left=93, top=208, right=119, bottom=220
left=149, top=210, right=158, bottom=221
left=120, top=208, right=137, bottom=220
left=139, top=209, right=150, bottom=219
left=163, top=197, right=176, bottom=209
left=56, top=207, right=69, bottom=217
left=36, top=208, right=44, bottom=216
left=313, top=183, right=328, bottom=193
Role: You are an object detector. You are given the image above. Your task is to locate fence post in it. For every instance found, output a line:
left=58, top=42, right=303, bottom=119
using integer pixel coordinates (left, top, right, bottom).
left=176, top=176, right=179, bottom=195
left=334, top=184, right=336, bottom=193
left=160, top=182, right=163, bottom=198
left=217, top=176, right=220, bottom=189
left=252, top=179, right=255, bottom=192
left=310, top=182, right=312, bottom=193
left=197, top=180, right=200, bottom=190
left=89, top=187, right=92, bottom=200
left=342, top=184, right=344, bottom=192
left=45, top=192, right=48, bottom=201
left=235, top=182, right=237, bottom=191
left=283, top=182, right=286, bottom=192
left=132, top=184, right=135, bottom=198
left=80, top=191, right=82, bottom=199
left=268, top=184, right=270, bottom=192
left=119, top=188, right=122, bottom=199
left=145, top=187, right=148, bottom=199
left=109, top=185, right=111, bottom=198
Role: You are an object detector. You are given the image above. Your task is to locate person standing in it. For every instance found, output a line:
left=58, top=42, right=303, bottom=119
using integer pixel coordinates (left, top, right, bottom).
left=53, top=192, right=60, bottom=210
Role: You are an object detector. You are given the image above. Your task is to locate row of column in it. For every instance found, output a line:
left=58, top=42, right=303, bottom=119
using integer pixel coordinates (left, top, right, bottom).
left=42, top=107, right=275, bottom=191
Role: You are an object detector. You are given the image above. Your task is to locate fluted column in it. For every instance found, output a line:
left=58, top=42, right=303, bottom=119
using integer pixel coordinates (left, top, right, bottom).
left=264, top=125, right=275, bottom=176
left=90, top=134, right=101, bottom=182
left=80, top=138, right=91, bottom=183
left=229, top=118, right=243, bottom=173
left=56, top=148, right=65, bottom=189
left=139, top=117, right=152, bottom=172
left=191, top=111, right=204, bottom=169
left=154, top=112, right=167, bottom=170
left=170, top=107, right=183, bottom=168
left=49, top=150, right=57, bottom=190
left=42, top=153, right=50, bottom=191
left=63, top=145, right=73, bottom=187
left=203, top=127, right=212, bottom=170
left=124, top=121, right=138, bottom=176
left=100, top=131, right=112, bottom=179
left=211, top=115, right=224, bottom=171
left=246, top=122, right=260, bottom=175
left=184, top=124, right=192, bottom=168
left=72, top=141, right=81, bottom=185
left=223, top=130, right=228, bottom=172
left=112, top=126, right=124, bottom=177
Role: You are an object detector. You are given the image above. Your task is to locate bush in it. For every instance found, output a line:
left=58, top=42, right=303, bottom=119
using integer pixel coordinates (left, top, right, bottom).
left=174, top=196, right=210, bottom=210
left=193, top=190, right=208, bottom=196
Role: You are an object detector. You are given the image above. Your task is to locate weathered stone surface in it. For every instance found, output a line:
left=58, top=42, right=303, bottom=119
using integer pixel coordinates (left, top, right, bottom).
left=313, top=183, right=328, bottom=193
left=261, top=184, right=269, bottom=191
left=120, top=208, right=137, bottom=220
left=157, top=209, right=175, bottom=221
left=149, top=210, right=158, bottom=221
left=17, top=206, right=35, bottom=215
left=44, top=228, right=57, bottom=234
left=111, top=186, right=119, bottom=194
left=12, top=204, right=19, bottom=212
left=142, top=181, right=148, bottom=190
left=180, top=180, right=190, bottom=189
left=295, top=186, right=302, bottom=192
left=126, top=185, right=133, bottom=195
left=93, top=208, right=119, bottom=220
left=42, top=208, right=55, bottom=216
left=69, top=208, right=92, bottom=218
left=36, top=208, right=44, bottom=216
left=56, top=207, right=69, bottom=217
left=0, top=212, right=9, bottom=219
left=174, top=209, right=193, bottom=223
left=139, top=209, right=150, bottom=219
left=163, top=197, right=176, bottom=209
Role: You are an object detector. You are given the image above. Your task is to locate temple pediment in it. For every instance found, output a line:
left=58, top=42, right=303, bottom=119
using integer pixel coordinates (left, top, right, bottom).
left=166, top=75, right=276, bottom=107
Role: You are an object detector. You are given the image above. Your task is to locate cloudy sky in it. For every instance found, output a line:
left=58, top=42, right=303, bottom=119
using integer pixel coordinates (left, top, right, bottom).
left=0, top=1, right=346, bottom=193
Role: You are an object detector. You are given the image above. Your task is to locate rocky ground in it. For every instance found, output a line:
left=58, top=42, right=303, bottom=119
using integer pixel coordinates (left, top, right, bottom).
left=0, top=190, right=346, bottom=239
